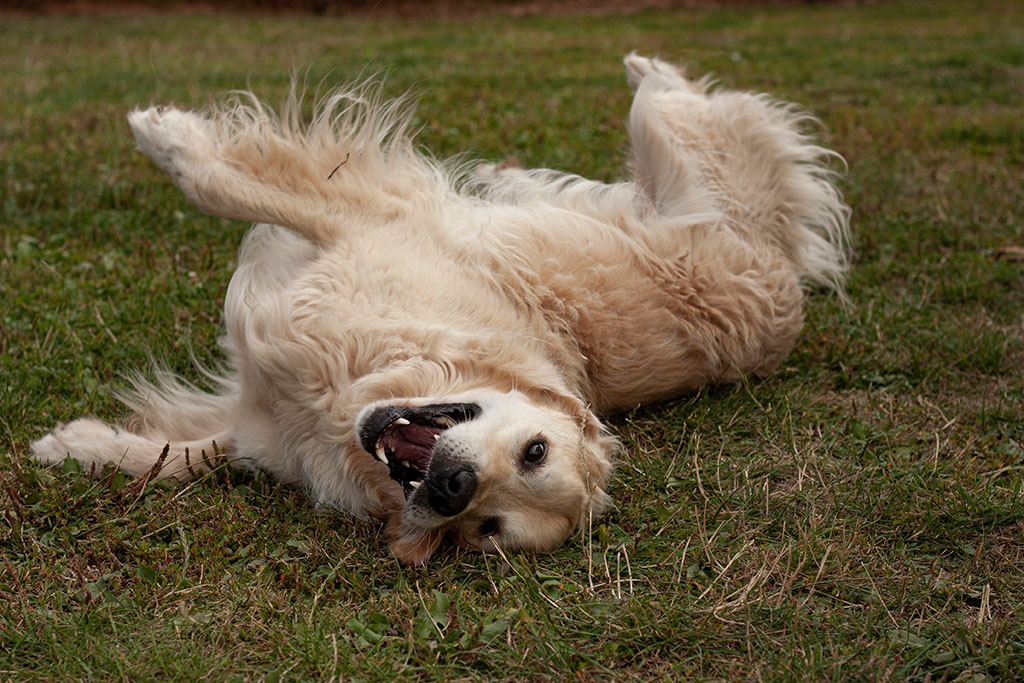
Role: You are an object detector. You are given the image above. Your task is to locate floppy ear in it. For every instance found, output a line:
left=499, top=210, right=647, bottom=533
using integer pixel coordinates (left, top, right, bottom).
left=524, top=386, right=618, bottom=517
left=385, top=514, right=447, bottom=565
left=366, top=496, right=441, bottom=565
left=578, top=408, right=617, bottom=517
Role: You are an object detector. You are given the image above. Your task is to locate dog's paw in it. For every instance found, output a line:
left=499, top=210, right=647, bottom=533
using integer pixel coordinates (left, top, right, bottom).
left=624, top=53, right=688, bottom=92
left=127, top=107, right=217, bottom=204
left=30, top=419, right=114, bottom=466
left=29, top=423, right=69, bottom=466
left=31, top=418, right=136, bottom=474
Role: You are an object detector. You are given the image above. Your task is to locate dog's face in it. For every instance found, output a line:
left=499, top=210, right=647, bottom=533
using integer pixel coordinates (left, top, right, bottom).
left=356, top=389, right=615, bottom=564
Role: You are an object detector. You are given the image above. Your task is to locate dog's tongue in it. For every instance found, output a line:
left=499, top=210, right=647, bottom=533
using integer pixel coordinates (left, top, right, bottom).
left=392, top=423, right=441, bottom=471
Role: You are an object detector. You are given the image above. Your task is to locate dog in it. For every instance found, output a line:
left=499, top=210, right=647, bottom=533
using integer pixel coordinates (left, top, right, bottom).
left=30, top=55, right=850, bottom=564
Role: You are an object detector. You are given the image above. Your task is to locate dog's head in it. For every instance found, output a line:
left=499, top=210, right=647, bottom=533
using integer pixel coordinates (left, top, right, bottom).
left=356, top=389, right=616, bottom=564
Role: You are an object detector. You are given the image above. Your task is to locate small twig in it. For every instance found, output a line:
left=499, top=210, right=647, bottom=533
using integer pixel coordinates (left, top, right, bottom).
left=201, top=447, right=215, bottom=473
left=798, top=544, right=832, bottom=609
left=697, top=539, right=754, bottom=601
left=489, top=537, right=564, bottom=612
left=93, top=305, right=118, bottom=344
left=414, top=580, right=447, bottom=640
left=327, top=153, right=350, bottom=180
left=0, top=469, right=25, bottom=512
left=977, top=583, right=991, bottom=624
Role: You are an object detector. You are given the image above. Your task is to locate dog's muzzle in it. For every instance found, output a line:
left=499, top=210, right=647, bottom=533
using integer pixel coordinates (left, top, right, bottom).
left=424, top=460, right=477, bottom=517
left=357, top=402, right=480, bottom=503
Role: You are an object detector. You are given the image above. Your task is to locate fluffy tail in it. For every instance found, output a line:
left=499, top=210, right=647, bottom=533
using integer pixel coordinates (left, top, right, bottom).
left=116, top=365, right=238, bottom=442
left=31, top=368, right=237, bottom=480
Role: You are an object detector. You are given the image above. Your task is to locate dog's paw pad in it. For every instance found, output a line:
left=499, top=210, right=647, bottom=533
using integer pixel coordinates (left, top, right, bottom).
left=129, top=107, right=213, bottom=159
left=625, top=54, right=656, bottom=90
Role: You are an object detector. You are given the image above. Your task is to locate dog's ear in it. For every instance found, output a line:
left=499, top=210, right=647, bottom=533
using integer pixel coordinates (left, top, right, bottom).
left=578, top=409, right=616, bottom=518
left=524, top=385, right=618, bottom=518
left=385, top=514, right=446, bottom=565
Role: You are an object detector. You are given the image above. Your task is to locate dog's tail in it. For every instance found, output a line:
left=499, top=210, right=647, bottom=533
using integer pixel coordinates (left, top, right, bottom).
left=115, top=364, right=237, bottom=443
left=31, top=368, right=237, bottom=481
left=625, top=54, right=851, bottom=297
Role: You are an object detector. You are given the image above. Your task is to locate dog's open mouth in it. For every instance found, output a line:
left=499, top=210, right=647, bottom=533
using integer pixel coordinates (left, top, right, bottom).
left=358, top=403, right=480, bottom=496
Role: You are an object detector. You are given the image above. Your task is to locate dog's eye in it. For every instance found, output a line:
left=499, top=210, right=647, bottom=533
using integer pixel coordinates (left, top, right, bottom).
left=478, top=517, right=501, bottom=537
left=523, top=439, right=547, bottom=466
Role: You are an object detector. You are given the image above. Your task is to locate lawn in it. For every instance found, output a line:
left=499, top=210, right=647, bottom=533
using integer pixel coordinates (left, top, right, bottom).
left=1, top=0, right=1022, bottom=679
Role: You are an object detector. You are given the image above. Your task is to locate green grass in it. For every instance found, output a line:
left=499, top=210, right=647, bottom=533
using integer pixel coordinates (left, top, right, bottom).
left=2, top=1, right=1023, bottom=679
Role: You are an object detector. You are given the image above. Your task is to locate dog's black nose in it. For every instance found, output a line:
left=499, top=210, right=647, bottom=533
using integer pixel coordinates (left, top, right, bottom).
left=426, top=464, right=477, bottom=517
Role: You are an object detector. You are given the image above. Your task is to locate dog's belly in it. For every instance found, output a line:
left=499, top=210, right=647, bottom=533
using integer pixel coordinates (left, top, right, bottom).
left=223, top=208, right=804, bottom=421
left=223, top=223, right=555, bottom=389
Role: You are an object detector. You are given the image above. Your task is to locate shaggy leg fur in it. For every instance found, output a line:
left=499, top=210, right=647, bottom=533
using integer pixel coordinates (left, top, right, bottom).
left=624, top=54, right=849, bottom=292
left=128, top=87, right=435, bottom=248
left=128, top=107, right=338, bottom=244
left=31, top=418, right=231, bottom=480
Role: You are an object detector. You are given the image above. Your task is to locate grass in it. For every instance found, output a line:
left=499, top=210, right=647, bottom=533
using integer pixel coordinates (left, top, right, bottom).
left=1, top=0, right=1023, bottom=678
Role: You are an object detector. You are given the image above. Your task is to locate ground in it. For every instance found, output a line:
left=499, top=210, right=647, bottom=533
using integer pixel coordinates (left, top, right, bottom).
left=1, top=0, right=1022, bottom=679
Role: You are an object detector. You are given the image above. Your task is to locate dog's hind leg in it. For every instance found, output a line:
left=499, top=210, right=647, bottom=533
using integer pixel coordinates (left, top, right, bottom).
left=624, top=54, right=850, bottom=294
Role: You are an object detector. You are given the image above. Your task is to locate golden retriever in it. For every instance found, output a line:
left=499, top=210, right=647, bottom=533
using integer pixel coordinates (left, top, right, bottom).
left=31, top=55, right=849, bottom=563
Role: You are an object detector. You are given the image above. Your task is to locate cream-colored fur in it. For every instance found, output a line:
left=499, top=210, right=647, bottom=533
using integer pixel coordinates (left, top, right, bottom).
left=31, top=55, right=849, bottom=563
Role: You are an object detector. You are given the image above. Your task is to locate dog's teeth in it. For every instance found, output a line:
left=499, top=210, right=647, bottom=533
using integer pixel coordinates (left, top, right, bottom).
left=409, top=480, right=421, bottom=489
left=375, top=447, right=388, bottom=463
left=433, top=416, right=455, bottom=428
left=393, top=417, right=410, bottom=426
left=433, top=434, right=440, bottom=441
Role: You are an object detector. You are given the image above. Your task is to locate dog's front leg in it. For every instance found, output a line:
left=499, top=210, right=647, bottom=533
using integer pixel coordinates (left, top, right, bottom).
left=128, top=107, right=335, bottom=245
